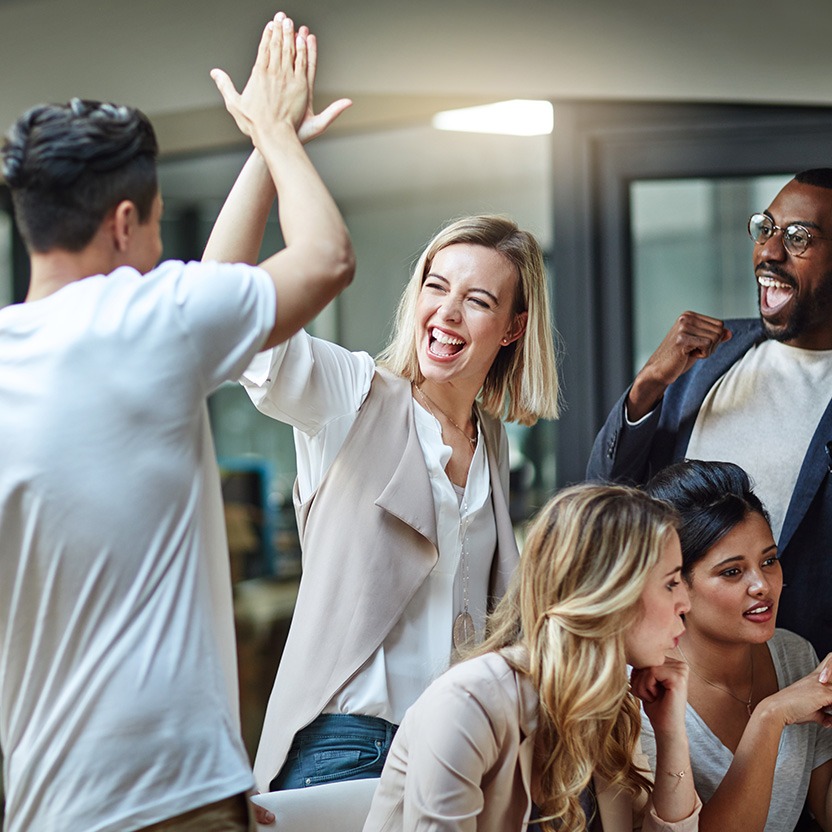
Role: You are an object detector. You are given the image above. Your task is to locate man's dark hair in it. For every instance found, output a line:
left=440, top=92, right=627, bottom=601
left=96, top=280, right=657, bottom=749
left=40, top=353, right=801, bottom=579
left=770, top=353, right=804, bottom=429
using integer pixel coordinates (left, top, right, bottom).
left=1, top=98, right=159, bottom=253
left=645, top=459, right=770, bottom=580
left=794, top=168, right=832, bottom=190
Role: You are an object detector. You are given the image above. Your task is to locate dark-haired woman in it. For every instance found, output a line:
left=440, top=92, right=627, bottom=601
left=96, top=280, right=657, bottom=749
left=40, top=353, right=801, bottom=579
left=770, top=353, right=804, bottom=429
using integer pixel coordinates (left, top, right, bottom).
left=644, top=460, right=832, bottom=832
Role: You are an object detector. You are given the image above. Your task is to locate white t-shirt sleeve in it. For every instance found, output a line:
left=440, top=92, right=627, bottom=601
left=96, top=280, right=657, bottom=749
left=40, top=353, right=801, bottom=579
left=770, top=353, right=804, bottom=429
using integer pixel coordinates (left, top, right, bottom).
left=166, top=260, right=276, bottom=393
left=240, top=328, right=375, bottom=436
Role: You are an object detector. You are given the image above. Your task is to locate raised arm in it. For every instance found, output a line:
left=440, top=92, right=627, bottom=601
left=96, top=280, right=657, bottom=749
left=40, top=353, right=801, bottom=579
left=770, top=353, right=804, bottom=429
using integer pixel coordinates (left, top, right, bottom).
left=627, top=312, right=731, bottom=421
left=206, top=13, right=355, bottom=349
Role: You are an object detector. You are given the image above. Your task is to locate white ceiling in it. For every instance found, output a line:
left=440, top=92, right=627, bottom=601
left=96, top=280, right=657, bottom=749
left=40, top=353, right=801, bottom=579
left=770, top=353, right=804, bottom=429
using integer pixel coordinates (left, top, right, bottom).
left=2, top=0, right=832, bottom=151
left=3, top=0, right=830, bottom=217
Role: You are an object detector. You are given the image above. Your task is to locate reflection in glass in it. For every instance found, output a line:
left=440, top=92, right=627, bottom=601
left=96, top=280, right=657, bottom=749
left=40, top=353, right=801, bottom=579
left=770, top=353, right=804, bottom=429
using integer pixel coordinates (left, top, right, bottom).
left=630, top=175, right=790, bottom=372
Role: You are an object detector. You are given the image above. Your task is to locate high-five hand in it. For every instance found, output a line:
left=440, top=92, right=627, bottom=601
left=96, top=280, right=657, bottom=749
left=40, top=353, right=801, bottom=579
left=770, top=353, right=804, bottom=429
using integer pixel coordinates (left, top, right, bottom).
left=211, top=13, right=309, bottom=145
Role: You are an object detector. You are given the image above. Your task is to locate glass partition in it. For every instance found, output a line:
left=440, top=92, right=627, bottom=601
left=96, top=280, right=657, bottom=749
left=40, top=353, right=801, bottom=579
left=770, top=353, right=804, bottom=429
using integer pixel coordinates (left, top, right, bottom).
left=630, top=175, right=791, bottom=371
left=157, top=123, right=558, bottom=584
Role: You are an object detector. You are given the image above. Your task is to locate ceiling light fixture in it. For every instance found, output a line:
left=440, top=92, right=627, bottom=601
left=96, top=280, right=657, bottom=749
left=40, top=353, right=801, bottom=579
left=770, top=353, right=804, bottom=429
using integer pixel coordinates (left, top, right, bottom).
left=432, top=99, right=554, bottom=136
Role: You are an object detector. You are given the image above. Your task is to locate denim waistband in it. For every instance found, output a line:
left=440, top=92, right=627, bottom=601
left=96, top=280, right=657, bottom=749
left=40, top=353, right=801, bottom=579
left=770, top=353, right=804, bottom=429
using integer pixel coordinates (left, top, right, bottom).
left=295, top=713, right=398, bottom=743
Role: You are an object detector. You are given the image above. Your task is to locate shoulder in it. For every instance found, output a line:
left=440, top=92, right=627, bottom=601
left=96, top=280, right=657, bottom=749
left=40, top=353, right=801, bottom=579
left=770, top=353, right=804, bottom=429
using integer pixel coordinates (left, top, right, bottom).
left=417, top=653, right=520, bottom=721
left=165, top=259, right=273, bottom=300
left=769, top=628, right=819, bottom=682
left=104, top=260, right=272, bottom=305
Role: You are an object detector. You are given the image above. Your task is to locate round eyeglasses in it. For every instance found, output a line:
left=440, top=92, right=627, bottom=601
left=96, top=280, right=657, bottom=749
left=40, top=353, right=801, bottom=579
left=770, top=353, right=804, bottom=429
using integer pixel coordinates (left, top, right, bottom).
left=748, top=212, right=832, bottom=257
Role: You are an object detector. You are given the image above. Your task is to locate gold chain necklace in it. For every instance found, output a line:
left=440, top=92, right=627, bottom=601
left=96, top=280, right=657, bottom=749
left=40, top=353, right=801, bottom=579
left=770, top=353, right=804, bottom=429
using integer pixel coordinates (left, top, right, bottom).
left=414, top=384, right=476, bottom=447
left=677, top=642, right=754, bottom=717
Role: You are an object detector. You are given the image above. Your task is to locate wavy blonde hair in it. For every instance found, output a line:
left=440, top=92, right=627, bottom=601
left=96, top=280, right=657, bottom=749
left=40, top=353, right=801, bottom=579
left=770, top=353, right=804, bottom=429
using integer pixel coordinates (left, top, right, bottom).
left=376, top=215, right=560, bottom=426
left=470, top=484, right=679, bottom=831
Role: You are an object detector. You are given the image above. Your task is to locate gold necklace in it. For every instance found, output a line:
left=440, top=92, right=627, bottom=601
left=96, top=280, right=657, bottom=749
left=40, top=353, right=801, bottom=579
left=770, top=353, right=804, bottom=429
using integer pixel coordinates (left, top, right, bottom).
left=677, top=642, right=754, bottom=717
left=414, top=384, right=476, bottom=447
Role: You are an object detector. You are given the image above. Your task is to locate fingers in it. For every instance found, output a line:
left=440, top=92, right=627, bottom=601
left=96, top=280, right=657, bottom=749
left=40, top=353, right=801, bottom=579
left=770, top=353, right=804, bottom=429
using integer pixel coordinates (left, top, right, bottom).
left=279, top=16, right=296, bottom=72
left=253, top=803, right=275, bottom=825
left=818, top=653, right=832, bottom=684
left=631, top=671, right=659, bottom=704
left=671, top=311, right=727, bottom=358
left=294, top=26, right=308, bottom=80
left=306, top=31, right=318, bottom=91
left=256, top=18, right=274, bottom=70
left=248, top=789, right=275, bottom=826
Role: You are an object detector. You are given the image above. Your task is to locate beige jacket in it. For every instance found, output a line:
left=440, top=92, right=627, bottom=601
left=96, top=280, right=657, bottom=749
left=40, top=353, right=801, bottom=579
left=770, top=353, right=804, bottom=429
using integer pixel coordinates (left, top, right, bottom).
left=363, top=651, right=701, bottom=832
left=253, top=369, right=520, bottom=790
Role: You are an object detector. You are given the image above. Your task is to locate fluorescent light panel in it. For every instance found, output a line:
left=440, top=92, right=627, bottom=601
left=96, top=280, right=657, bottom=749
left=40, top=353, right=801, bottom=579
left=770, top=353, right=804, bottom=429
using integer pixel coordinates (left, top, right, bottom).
left=432, top=99, right=554, bottom=136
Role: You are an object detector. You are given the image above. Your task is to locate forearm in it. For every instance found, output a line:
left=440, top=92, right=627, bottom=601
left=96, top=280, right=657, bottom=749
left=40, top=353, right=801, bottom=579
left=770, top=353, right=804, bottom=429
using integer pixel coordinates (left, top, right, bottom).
left=587, top=387, right=661, bottom=484
left=650, top=731, right=697, bottom=823
left=203, top=150, right=275, bottom=264
left=255, top=124, right=354, bottom=346
left=695, top=705, right=784, bottom=832
left=258, top=126, right=349, bottom=263
left=627, top=371, right=669, bottom=422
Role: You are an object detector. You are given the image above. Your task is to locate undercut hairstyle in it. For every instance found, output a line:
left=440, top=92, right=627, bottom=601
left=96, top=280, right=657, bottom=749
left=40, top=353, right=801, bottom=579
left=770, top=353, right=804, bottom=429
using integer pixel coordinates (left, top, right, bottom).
left=468, top=483, right=679, bottom=831
left=376, top=215, right=560, bottom=426
left=645, top=459, right=770, bottom=580
left=2, top=98, right=159, bottom=253
left=794, top=168, right=832, bottom=190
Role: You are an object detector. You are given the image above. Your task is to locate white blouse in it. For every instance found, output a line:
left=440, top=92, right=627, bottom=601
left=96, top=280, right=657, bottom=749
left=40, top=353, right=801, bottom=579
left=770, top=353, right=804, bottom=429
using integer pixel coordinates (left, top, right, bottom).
left=241, top=330, right=498, bottom=725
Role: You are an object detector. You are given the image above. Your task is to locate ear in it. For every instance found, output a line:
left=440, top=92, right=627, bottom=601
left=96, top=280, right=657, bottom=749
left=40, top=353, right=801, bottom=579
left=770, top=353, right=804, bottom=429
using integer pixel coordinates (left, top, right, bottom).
left=111, top=200, right=138, bottom=253
left=501, top=310, right=528, bottom=346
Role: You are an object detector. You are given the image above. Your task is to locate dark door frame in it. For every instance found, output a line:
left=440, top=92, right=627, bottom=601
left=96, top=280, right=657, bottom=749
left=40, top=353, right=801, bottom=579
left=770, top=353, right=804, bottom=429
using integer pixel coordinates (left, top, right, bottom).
left=551, top=100, right=832, bottom=486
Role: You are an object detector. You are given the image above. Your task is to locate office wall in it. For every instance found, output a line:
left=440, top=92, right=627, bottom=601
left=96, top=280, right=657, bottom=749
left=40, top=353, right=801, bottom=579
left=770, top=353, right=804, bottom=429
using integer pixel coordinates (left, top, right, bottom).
left=3, top=0, right=832, bottom=158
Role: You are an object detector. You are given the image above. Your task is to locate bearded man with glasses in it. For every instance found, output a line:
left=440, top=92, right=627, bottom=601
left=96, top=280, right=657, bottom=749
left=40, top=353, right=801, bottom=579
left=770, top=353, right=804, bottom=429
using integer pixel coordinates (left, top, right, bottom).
left=587, top=168, right=832, bottom=661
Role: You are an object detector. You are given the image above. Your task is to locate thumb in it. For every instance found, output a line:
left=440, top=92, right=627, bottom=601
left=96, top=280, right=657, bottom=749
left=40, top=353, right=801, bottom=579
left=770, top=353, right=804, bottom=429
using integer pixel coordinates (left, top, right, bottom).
left=299, top=98, right=353, bottom=144
left=210, top=69, right=253, bottom=137
left=320, top=97, right=353, bottom=124
left=210, top=68, right=239, bottom=108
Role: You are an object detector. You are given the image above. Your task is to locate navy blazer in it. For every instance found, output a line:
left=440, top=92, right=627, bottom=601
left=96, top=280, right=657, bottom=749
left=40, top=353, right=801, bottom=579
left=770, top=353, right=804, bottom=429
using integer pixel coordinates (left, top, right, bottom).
left=587, top=319, right=832, bottom=657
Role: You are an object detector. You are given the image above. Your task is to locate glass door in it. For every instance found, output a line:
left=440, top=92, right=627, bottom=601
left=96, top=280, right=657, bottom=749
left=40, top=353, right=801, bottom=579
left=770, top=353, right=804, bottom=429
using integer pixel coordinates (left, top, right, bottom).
left=551, top=100, right=832, bottom=486
left=630, top=175, right=790, bottom=370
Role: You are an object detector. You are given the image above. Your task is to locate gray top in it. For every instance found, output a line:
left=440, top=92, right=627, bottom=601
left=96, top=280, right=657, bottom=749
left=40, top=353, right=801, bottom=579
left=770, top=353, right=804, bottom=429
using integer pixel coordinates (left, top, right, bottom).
left=641, top=629, right=832, bottom=832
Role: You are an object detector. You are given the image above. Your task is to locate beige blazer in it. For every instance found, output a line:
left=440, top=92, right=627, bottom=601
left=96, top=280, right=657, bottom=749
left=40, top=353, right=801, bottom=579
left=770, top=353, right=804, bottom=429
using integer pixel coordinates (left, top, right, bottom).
left=253, top=369, right=520, bottom=791
left=363, top=652, right=701, bottom=832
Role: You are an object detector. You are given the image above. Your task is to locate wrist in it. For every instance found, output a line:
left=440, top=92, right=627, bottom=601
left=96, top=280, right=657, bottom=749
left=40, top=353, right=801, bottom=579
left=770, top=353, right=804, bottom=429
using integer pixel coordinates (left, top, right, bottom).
left=754, top=695, right=791, bottom=728
left=627, top=374, right=667, bottom=421
left=251, top=120, right=301, bottom=153
left=652, top=728, right=690, bottom=749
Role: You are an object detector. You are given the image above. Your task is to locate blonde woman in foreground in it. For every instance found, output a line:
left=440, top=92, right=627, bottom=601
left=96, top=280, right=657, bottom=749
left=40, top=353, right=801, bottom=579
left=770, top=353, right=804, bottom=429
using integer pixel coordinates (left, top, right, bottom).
left=363, top=484, right=701, bottom=832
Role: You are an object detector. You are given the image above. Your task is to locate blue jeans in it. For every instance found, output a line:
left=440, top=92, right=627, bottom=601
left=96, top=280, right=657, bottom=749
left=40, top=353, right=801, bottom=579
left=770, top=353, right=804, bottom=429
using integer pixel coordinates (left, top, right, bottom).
left=269, top=713, right=398, bottom=791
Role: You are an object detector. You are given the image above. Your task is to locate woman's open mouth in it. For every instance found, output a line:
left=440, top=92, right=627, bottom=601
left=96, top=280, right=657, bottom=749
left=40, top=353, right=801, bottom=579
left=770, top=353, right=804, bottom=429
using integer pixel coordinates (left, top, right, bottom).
left=428, top=327, right=465, bottom=358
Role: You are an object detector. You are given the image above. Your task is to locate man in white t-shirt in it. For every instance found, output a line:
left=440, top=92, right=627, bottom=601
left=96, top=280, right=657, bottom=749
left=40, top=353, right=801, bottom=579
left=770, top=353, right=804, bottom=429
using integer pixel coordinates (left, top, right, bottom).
left=0, top=14, right=353, bottom=832
left=588, top=169, right=832, bottom=660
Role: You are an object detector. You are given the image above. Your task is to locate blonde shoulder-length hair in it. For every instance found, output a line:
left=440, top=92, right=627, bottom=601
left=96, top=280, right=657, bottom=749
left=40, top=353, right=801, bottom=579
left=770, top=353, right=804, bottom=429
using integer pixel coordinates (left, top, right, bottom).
left=376, top=215, right=560, bottom=426
left=470, top=483, right=679, bottom=831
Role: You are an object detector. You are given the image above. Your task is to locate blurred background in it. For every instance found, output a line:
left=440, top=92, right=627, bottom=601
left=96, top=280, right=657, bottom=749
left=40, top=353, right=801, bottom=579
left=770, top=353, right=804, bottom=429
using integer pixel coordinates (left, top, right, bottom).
left=2, top=0, right=831, bottom=783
